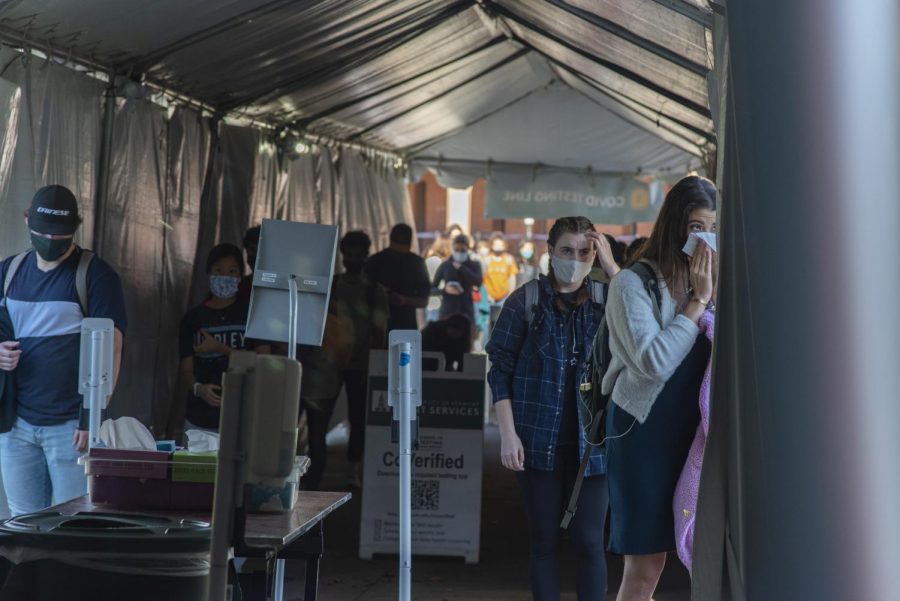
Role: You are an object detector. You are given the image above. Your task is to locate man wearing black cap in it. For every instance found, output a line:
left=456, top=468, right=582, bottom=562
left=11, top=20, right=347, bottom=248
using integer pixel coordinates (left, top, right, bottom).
left=0, top=185, right=127, bottom=515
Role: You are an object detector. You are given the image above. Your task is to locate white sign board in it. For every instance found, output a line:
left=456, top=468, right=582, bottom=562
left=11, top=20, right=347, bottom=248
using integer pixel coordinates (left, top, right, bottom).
left=360, top=352, right=486, bottom=564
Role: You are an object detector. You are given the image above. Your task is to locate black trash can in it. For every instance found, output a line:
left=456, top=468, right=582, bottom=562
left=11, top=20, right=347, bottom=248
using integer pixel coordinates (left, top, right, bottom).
left=0, top=511, right=211, bottom=601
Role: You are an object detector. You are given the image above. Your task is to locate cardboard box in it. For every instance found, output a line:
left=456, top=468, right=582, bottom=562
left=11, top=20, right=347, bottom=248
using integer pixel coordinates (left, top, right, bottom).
left=86, top=448, right=170, bottom=480
left=171, top=451, right=217, bottom=483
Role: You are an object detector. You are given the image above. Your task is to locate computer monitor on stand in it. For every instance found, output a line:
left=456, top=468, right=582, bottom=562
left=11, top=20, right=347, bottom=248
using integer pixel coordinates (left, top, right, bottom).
left=207, top=219, right=338, bottom=601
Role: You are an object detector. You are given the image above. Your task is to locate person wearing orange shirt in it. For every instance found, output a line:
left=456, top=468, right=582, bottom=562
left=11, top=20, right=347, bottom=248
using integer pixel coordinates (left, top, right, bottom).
left=483, top=233, right=518, bottom=330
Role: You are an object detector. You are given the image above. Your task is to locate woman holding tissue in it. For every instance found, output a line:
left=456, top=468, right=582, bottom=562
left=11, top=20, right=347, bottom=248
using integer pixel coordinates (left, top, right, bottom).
left=602, top=175, right=717, bottom=601
left=487, top=216, right=620, bottom=601
left=176, top=244, right=270, bottom=439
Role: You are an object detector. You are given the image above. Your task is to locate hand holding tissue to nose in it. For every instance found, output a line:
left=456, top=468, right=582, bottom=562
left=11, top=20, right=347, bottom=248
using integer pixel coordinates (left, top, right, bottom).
left=682, top=232, right=718, bottom=257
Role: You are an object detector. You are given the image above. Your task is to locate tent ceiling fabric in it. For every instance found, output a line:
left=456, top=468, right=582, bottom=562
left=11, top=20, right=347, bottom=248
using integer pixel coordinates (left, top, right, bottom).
left=417, top=81, right=698, bottom=172
left=0, top=0, right=715, bottom=160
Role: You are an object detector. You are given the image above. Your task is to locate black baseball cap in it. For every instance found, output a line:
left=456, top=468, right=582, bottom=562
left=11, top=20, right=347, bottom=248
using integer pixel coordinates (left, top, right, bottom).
left=27, top=185, right=81, bottom=236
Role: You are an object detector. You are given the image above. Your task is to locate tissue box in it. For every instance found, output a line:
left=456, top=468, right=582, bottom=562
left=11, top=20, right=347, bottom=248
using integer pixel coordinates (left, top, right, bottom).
left=86, top=449, right=173, bottom=508
left=86, top=448, right=169, bottom=480
left=171, top=451, right=217, bottom=483
left=88, top=450, right=217, bottom=510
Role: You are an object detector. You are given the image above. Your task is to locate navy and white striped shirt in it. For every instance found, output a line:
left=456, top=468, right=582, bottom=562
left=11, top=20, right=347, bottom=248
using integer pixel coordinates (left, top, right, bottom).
left=486, top=275, right=606, bottom=475
left=0, top=249, right=127, bottom=426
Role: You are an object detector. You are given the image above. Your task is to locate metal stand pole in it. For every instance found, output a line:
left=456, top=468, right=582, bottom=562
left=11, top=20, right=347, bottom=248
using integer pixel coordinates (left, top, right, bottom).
left=87, top=330, right=105, bottom=450
left=287, top=276, right=299, bottom=361
left=397, top=342, right=412, bottom=601
left=207, top=369, right=246, bottom=601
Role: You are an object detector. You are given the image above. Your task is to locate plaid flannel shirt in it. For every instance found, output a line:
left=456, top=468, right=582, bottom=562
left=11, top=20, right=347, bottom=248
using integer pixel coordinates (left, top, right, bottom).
left=486, top=275, right=606, bottom=475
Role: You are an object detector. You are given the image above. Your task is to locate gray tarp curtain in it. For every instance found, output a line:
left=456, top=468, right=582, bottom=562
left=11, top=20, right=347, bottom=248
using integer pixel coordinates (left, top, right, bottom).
left=153, top=107, right=211, bottom=435
left=695, top=0, right=900, bottom=599
left=0, top=50, right=103, bottom=252
left=100, top=98, right=168, bottom=425
left=336, top=149, right=416, bottom=250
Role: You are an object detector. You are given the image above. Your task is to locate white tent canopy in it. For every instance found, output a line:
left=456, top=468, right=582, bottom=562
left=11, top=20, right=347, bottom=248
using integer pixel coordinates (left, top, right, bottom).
left=412, top=77, right=701, bottom=189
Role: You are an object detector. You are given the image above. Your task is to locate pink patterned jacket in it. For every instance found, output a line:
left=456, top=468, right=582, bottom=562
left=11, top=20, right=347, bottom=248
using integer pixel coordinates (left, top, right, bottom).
left=673, top=309, right=715, bottom=575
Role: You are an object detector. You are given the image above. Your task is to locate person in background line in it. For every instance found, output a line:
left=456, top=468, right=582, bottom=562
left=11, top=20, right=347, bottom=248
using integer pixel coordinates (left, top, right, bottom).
left=422, top=313, right=473, bottom=372
left=0, top=185, right=127, bottom=516
left=606, top=234, right=626, bottom=267
left=483, top=232, right=518, bottom=330
left=424, top=235, right=451, bottom=323
left=299, top=231, right=389, bottom=490
left=487, top=216, right=620, bottom=601
left=237, top=225, right=261, bottom=303
left=624, top=237, right=648, bottom=266
left=516, top=239, right=540, bottom=288
left=602, top=176, right=717, bottom=601
left=431, top=234, right=483, bottom=325
left=365, top=224, right=431, bottom=332
left=472, top=236, right=494, bottom=347
left=446, top=222, right=466, bottom=242
left=475, top=238, right=491, bottom=264
left=178, top=244, right=270, bottom=436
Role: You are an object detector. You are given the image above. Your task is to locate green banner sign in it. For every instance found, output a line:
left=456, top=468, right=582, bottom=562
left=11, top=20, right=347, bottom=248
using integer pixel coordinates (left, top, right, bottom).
left=485, top=167, right=668, bottom=224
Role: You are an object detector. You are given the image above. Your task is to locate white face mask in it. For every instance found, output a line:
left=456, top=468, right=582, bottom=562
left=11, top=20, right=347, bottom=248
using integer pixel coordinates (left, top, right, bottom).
left=551, top=256, right=593, bottom=285
left=452, top=251, right=468, bottom=263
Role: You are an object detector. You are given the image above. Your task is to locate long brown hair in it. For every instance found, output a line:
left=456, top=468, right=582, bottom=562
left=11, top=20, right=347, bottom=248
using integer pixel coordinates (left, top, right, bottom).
left=634, top=176, right=717, bottom=287
left=547, top=216, right=595, bottom=306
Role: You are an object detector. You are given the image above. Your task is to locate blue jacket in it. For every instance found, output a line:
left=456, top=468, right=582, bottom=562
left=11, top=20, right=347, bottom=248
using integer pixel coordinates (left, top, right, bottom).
left=486, top=275, right=606, bottom=475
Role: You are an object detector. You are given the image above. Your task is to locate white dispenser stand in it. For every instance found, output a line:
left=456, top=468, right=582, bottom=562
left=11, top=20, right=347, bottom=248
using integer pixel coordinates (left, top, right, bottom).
left=78, top=318, right=114, bottom=451
left=387, top=331, right=421, bottom=601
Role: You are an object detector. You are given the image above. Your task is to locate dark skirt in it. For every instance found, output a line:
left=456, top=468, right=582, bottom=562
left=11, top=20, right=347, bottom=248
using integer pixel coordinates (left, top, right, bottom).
left=606, top=335, right=711, bottom=555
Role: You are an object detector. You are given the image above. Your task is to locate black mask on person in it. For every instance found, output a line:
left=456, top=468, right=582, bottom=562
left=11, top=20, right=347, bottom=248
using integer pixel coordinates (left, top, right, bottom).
left=343, top=259, right=365, bottom=274
left=31, top=234, right=73, bottom=262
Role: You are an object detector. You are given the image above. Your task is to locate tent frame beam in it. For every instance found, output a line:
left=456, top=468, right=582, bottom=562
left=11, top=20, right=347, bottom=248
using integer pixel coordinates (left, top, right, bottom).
left=216, top=1, right=473, bottom=113
left=647, top=0, right=714, bottom=28
left=120, top=0, right=297, bottom=74
left=482, top=0, right=712, bottom=119
left=557, top=64, right=716, bottom=143
left=543, top=0, right=709, bottom=76
left=291, top=37, right=508, bottom=129
left=345, top=46, right=531, bottom=143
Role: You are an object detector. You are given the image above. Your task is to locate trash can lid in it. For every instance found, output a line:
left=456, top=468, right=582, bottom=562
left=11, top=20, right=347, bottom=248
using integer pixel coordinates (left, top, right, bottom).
left=0, top=512, right=211, bottom=553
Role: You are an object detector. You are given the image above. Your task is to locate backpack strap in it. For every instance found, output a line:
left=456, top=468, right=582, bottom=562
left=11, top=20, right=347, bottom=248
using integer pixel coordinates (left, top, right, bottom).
left=587, top=279, right=606, bottom=306
left=75, top=249, right=94, bottom=315
left=521, top=279, right=541, bottom=329
left=561, top=409, right=604, bottom=529
left=630, top=260, right=663, bottom=325
left=2, top=251, right=30, bottom=301
left=561, top=265, right=661, bottom=530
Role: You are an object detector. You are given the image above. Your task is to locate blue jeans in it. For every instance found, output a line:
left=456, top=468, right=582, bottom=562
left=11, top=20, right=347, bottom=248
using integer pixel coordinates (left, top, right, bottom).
left=0, top=417, right=85, bottom=516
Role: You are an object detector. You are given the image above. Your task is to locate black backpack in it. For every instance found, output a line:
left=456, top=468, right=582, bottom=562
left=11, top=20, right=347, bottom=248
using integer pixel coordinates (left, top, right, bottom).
left=560, top=260, right=663, bottom=528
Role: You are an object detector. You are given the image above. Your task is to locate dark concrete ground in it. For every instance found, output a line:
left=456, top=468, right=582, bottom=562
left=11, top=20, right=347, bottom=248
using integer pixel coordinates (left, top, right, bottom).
left=282, top=423, right=691, bottom=601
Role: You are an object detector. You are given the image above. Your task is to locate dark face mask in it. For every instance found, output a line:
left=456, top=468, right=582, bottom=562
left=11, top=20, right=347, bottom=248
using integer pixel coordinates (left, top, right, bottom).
left=31, top=234, right=73, bottom=262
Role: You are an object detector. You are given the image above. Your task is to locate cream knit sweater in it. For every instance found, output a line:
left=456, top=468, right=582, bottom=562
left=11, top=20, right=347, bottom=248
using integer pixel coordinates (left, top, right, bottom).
left=601, top=261, right=701, bottom=423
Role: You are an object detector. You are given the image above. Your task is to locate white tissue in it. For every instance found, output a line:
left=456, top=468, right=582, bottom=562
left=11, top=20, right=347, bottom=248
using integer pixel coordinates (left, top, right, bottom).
left=98, top=417, right=157, bottom=450
left=185, top=429, right=220, bottom=452
left=682, top=232, right=718, bottom=257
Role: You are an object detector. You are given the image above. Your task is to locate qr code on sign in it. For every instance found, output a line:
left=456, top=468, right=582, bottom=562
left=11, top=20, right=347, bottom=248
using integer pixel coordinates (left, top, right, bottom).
left=412, top=479, right=440, bottom=511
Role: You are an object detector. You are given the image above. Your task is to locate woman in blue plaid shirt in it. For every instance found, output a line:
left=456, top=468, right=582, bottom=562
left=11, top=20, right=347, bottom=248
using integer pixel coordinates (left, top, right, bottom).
left=487, top=216, right=620, bottom=601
